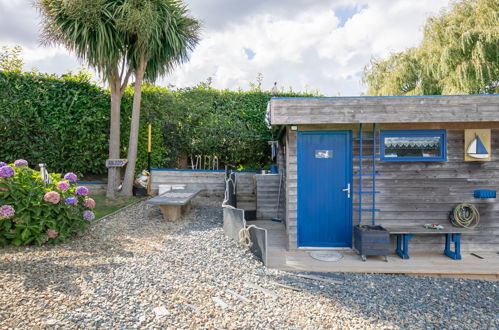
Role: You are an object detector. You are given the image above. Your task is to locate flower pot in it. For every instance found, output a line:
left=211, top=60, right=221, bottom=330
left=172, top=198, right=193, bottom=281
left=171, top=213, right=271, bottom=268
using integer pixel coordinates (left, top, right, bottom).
left=353, top=225, right=389, bottom=262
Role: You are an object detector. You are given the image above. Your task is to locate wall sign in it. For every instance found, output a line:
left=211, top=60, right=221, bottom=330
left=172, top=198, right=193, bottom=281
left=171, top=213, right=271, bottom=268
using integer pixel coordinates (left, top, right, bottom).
left=106, top=159, right=128, bottom=167
left=464, top=129, right=491, bottom=162
left=315, top=150, right=333, bottom=158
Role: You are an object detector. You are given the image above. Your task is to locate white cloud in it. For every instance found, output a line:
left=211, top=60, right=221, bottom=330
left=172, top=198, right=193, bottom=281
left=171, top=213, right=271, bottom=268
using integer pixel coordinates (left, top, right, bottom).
left=0, top=0, right=451, bottom=95
left=161, top=0, right=450, bottom=95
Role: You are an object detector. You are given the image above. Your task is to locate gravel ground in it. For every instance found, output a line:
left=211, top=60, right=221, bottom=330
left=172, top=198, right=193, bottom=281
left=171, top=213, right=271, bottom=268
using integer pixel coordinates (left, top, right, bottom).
left=0, top=197, right=497, bottom=329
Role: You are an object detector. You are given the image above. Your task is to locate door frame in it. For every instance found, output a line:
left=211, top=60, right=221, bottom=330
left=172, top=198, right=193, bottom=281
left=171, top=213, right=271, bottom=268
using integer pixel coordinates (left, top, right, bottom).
left=297, top=130, right=353, bottom=248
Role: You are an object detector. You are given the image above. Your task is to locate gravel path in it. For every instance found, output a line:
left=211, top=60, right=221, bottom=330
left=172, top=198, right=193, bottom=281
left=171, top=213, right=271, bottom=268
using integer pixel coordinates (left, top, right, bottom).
left=1, top=197, right=497, bottom=329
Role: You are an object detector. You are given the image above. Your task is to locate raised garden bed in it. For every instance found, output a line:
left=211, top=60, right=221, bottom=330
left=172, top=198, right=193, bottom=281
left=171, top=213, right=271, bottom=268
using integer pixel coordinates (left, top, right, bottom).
left=353, top=225, right=389, bottom=262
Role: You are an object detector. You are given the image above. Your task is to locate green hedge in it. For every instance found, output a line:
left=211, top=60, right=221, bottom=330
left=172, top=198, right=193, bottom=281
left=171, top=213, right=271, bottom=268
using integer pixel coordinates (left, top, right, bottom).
left=0, top=70, right=110, bottom=174
left=0, top=70, right=316, bottom=174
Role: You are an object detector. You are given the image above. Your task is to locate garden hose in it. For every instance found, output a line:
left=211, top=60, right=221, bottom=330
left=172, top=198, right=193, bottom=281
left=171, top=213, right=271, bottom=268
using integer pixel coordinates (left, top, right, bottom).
left=449, top=203, right=479, bottom=229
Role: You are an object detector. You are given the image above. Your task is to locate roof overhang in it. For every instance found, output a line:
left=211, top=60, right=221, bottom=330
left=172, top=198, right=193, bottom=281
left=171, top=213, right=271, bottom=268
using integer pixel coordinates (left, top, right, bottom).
left=269, top=94, right=499, bottom=125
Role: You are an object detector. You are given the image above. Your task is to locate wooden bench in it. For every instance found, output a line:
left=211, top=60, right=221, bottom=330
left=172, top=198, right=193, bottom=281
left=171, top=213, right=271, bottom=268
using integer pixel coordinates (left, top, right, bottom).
left=384, top=225, right=473, bottom=260
left=145, top=189, right=202, bottom=221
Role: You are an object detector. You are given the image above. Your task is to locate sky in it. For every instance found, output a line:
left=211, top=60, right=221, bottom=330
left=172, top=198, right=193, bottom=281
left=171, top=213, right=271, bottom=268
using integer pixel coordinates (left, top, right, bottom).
left=0, top=0, right=451, bottom=96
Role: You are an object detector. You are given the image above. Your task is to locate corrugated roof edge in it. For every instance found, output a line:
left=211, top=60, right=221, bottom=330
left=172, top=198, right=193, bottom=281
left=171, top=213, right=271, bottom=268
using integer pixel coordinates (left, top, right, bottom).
left=271, top=94, right=499, bottom=100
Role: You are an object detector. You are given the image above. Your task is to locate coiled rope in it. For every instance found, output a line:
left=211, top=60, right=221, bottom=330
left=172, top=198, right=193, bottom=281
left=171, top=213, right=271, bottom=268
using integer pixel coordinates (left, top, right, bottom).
left=449, top=203, right=480, bottom=229
left=239, top=225, right=257, bottom=248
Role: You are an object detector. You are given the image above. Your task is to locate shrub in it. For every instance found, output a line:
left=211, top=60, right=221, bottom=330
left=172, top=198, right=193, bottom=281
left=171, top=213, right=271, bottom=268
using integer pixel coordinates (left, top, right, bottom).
left=0, top=160, right=95, bottom=246
left=0, top=70, right=110, bottom=175
left=0, top=64, right=319, bottom=173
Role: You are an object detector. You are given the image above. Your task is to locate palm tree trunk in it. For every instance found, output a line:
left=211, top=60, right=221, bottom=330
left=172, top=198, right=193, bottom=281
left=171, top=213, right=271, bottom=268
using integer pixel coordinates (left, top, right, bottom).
left=106, top=78, right=122, bottom=198
left=121, top=54, right=147, bottom=196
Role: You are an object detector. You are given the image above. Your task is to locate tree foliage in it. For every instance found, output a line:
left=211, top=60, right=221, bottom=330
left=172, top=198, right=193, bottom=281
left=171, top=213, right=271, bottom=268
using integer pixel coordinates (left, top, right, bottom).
left=38, top=0, right=130, bottom=81
left=0, top=45, right=24, bottom=72
left=364, top=0, right=499, bottom=95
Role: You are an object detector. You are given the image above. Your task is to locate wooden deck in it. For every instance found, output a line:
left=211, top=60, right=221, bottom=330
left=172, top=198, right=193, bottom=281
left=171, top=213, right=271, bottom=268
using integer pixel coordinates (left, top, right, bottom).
left=251, top=220, right=499, bottom=281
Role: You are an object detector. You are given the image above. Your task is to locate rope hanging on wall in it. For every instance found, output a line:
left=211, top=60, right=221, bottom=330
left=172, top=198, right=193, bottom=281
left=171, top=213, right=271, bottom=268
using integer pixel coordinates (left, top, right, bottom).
left=222, top=174, right=236, bottom=208
left=449, top=203, right=480, bottom=229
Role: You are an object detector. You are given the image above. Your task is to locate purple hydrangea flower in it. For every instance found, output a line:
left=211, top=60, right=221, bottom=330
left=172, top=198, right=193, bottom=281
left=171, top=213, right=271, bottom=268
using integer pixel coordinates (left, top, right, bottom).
left=0, top=162, right=6, bottom=167
left=0, top=205, right=15, bottom=219
left=57, top=181, right=70, bottom=191
left=65, top=197, right=78, bottom=205
left=75, top=186, right=89, bottom=196
left=83, top=210, right=95, bottom=221
left=0, top=166, right=15, bottom=178
left=13, top=159, right=28, bottom=167
left=63, top=172, right=78, bottom=183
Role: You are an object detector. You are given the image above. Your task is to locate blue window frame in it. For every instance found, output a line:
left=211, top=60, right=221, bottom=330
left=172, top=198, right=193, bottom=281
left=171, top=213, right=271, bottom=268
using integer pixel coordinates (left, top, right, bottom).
left=380, top=129, right=447, bottom=161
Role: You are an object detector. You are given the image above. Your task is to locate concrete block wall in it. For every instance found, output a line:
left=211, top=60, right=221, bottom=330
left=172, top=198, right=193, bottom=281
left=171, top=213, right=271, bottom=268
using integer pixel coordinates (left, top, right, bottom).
left=150, top=169, right=258, bottom=211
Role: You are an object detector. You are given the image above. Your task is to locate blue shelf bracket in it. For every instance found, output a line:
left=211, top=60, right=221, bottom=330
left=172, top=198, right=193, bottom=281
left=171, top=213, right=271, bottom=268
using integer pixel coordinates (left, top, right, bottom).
left=396, top=234, right=414, bottom=259
left=444, top=233, right=462, bottom=260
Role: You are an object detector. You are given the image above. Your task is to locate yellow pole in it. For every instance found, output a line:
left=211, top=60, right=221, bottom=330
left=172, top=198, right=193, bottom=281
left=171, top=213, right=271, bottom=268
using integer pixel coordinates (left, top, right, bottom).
left=147, top=124, right=152, bottom=195
left=147, top=124, right=152, bottom=153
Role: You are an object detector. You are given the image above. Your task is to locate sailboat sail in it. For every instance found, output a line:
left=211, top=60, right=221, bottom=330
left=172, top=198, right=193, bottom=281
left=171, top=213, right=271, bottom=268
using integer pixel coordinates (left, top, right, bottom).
left=467, top=135, right=489, bottom=159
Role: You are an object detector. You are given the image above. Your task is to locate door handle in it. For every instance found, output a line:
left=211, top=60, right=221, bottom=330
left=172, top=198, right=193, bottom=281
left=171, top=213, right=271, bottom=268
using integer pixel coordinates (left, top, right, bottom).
left=342, top=183, right=351, bottom=198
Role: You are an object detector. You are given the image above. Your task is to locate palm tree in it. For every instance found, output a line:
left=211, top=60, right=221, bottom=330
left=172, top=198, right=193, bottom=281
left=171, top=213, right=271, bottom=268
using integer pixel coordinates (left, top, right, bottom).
left=38, top=0, right=133, bottom=198
left=118, top=0, right=200, bottom=196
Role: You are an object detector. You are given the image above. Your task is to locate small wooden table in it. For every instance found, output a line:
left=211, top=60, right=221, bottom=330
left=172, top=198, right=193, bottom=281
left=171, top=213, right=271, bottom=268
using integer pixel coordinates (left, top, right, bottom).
left=145, top=189, right=202, bottom=221
left=384, top=225, right=472, bottom=260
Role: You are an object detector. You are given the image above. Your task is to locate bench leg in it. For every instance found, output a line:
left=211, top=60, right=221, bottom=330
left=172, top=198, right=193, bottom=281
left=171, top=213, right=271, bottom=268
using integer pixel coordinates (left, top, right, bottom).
left=395, top=234, right=413, bottom=259
left=160, top=205, right=182, bottom=221
left=444, top=233, right=462, bottom=260
left=181, top=201, right=192, bottom=214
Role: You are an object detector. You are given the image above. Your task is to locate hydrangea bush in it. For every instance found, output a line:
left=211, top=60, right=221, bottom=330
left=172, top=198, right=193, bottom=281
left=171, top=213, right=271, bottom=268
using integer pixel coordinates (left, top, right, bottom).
left=0, top=160, right=96, bottom=246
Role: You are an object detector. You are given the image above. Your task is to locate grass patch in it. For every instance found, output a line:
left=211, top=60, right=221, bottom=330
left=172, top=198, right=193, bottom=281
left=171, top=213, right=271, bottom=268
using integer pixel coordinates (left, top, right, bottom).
left=92, top=195, right=142, bottom=219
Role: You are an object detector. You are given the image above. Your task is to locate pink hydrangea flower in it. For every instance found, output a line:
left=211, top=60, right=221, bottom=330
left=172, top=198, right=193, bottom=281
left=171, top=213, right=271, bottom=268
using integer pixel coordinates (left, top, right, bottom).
left=83, top=198, right=96, bottom=209
left=43, top=191, right=60, bottom=204
left=46, top=229, right=58, bottom=239
left=63, top=172, right=77, bottom=183
left=83, top=210, right=95, bottom=221
left=0, top=205, right=15, bottom=219
left=57, top=181, right=70, bottom=191
left=14, top=159, right=28, bottom=167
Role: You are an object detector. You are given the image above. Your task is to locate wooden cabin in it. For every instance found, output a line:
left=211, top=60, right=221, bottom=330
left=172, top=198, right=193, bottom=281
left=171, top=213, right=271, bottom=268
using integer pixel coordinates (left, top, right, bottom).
left=268, top=94, right=499, bottom=253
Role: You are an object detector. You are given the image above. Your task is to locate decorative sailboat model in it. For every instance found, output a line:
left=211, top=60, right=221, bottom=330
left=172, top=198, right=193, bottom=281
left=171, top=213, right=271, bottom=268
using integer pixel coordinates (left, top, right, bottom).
left=467, top=134, right=489, bottom=159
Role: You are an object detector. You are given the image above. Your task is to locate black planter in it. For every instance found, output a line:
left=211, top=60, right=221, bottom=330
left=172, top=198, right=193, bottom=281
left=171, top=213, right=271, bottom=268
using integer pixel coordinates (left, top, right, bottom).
left=353, top=225, right=389, bottom=262
left=132, top=185, right=148, bottom=196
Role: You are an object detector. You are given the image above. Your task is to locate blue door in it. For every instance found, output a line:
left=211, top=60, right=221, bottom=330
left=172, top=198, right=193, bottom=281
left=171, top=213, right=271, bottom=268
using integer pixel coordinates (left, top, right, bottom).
left=297, top=131, right=352, bottom=247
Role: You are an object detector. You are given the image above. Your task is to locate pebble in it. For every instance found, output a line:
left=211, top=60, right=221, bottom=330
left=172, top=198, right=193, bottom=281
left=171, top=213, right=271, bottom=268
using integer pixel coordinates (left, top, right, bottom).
left=153, top=306, right=169, bottom=317
left=211, top=296, right=228, bottom=309
left=0, top=197, right=497, bottom=329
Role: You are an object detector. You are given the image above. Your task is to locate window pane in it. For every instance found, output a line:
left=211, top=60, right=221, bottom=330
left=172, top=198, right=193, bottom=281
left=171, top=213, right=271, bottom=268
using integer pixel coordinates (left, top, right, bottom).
left=384, top=136, right=441, bottom=158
